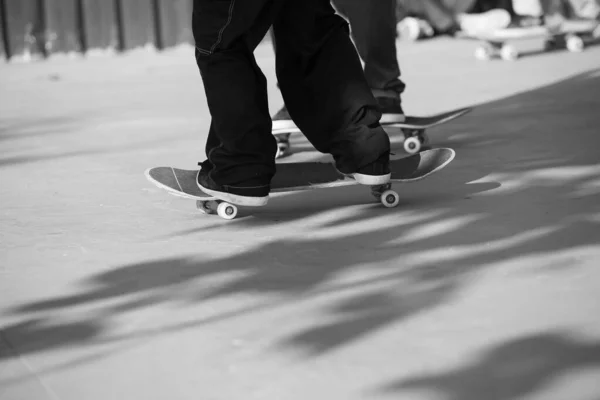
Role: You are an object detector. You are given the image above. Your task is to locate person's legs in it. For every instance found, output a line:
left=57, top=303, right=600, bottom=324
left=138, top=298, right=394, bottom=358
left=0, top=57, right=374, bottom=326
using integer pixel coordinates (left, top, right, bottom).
left=442, top=0, right=511, bottom=34
left=192, top=0, right=279, bottom=205
left=332, top=0, right=406, bottom=121
left=271, top=1, right=403, bottom=159
left=566, top=0, right=600, bottom=19
left=397, top=0, right=473, bottom=33
left=398, top=0, right=511, bottom=35
left=273, top=0, right=406, bottom=127
left=273, top=0, right=391, bottom=184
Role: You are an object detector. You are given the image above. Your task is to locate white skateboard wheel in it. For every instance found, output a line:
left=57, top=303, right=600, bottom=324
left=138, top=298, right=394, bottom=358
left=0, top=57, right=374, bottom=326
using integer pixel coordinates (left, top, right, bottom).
left=380, top=190, right=400, bottom=208
left=196, top=200, right=217, bottom=214
left=475, top=46, right=492, bottom=60
left=566, top=35, right=584, bottom=52
left=500, top=44, right=518, bottom=61
left=404, top=136, right=421, bottom=154
left=217, top=202, right=238, bottom=220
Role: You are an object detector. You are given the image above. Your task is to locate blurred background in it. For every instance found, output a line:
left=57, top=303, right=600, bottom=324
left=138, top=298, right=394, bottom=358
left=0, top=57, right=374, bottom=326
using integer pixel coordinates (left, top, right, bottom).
left=1, top=0, right=598, bottom=62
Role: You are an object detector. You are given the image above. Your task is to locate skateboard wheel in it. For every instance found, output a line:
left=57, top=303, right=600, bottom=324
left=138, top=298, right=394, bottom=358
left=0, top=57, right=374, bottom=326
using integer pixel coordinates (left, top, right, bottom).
left=196, top=200, right=217, bottom=214
left=474, top=46, right=492, bottom=61
left=404, top=137, right=421, bottom=154
left=380, top=190, right=400, bottom=208
left=217, top=202, right=238, bottom=220
left=566, top=35, right=584, bottom=52
left=500, top=45, right=518, bottom=61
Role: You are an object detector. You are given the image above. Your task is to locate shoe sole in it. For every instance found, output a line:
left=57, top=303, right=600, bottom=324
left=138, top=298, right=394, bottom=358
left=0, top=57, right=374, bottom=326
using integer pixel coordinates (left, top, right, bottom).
left=380, top=113, right=406, bottom=124
left=352, top=172, right=392, bottom=186
left=196, top=172, right=269, bottom=207
left=272, top=120, right=298, bottom=132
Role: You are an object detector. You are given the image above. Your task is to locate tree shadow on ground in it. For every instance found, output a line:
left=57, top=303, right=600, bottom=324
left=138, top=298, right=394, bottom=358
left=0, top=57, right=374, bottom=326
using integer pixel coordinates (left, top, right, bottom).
left=1, top=69, right=600, bottom=396
left=375, top=331, right=600, bottom=400
left=0, top=115, right=196, bottom=168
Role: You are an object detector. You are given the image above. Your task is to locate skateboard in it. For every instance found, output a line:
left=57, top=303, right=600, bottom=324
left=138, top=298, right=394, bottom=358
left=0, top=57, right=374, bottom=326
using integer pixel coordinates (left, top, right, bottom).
left=145, top=147, right=455, bottom=220
left=274, top=107, right=472, bottom=158
left=458, top=20, right=599, bottom=61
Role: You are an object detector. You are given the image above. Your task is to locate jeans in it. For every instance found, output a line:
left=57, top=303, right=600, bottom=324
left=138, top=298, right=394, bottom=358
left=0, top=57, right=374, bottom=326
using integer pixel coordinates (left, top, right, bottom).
left=192, top=0, right=389, bottom=185
left=271, top=0, right=406, bottom=98
left=332, top=0, right=406, bottom=96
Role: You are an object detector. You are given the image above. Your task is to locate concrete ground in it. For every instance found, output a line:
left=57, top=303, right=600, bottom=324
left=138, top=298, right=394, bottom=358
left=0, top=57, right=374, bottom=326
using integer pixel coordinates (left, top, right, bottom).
left=1, top=36, right=600, bottom=400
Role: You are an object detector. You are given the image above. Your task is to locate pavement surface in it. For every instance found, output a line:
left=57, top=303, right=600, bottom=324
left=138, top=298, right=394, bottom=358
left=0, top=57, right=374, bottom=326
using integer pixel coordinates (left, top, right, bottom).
left=1, top=36, right=600, bottom=400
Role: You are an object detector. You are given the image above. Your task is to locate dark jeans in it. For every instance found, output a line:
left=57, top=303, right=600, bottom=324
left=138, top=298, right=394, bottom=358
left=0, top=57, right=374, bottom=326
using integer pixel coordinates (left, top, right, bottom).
left=192, top=0, right=389, bottom=185
left=271, top=0, right=406, bottom=97
left=333, top=0, right=406, bottom=96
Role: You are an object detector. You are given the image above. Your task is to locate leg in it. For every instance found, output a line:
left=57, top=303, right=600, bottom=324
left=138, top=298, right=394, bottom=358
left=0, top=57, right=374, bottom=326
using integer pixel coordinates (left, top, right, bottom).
left=192, top=0, right=279, bottom=205
left=273, top=0, right=391, bottom=183
left=565, top=0, right=600, bottom=19
left=272, top=0, right=406, bottom=144
left=332, top=0, right=406, bottom=122
left=332, top=0, right=406, bottom=99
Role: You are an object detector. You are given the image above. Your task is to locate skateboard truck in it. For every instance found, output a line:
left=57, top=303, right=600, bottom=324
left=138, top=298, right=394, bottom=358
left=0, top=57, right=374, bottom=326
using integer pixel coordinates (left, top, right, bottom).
left=370, top=184, right=401, bottom=208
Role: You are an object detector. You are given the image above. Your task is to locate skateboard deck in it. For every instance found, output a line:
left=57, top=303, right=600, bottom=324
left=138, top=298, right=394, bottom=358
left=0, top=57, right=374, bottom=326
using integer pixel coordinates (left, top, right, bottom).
left=379, top=107, right=472, bottom=129
left=274, top=107, right=472, bottom=157
left=145, top=147, right=455, bottom=219
left=458, top=21, right=599, bottom=60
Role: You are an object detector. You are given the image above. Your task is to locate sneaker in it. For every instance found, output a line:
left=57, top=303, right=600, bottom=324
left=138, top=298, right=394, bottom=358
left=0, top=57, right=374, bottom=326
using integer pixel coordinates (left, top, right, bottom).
left=271, top=105, right=298, bottom=133
left=350, top=152, right=391, bottom=186
left=458, top=9, right=511, bottom=36
left=196, top=164, right=270, bottom=207
left=377, top=96, right=406, bottom=124
left=542, top=13, right=565, bottom=33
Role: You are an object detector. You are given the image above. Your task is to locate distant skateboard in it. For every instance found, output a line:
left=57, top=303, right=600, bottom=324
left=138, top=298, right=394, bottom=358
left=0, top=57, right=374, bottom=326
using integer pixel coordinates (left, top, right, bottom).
left=145, top=147, right=455, bottom=220
left=458, top=21, right=599, bottom=61
left=274, top=107, right=472, bottom=158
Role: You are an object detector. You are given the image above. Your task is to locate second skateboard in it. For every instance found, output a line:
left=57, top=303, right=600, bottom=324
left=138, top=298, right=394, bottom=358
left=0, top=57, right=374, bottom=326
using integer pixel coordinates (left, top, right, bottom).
left=274, top=107, right=472, bottom=158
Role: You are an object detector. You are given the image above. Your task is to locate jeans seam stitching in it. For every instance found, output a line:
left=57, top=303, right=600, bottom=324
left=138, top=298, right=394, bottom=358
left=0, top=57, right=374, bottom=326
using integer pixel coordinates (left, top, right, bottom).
left=210, top=0, right=235, bottom=54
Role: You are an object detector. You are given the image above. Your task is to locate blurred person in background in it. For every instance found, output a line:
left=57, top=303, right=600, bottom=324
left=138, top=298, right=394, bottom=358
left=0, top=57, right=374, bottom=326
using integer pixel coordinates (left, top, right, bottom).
left=566, top=0, right=600, bottom=20
left=514, top=0, right=600, bottom=31
left=397, top=0, right=600, bottom=39
left=396, top=0, right=514, bottom=39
